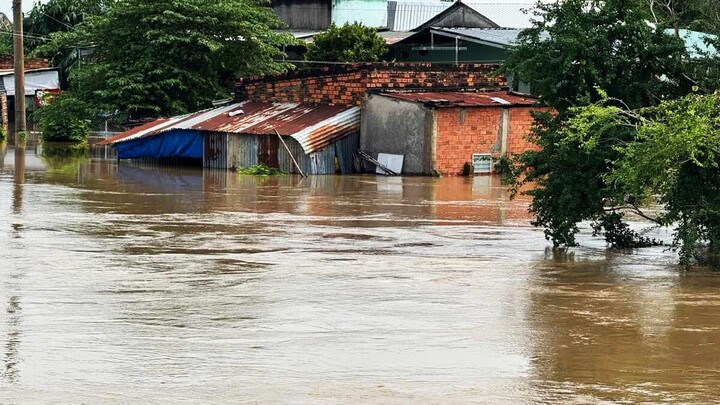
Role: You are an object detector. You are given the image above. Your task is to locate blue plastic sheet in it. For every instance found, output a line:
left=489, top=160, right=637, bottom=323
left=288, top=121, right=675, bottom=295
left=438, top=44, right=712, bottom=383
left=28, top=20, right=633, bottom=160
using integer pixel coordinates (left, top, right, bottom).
left=115, top=130, right=203, bottom=160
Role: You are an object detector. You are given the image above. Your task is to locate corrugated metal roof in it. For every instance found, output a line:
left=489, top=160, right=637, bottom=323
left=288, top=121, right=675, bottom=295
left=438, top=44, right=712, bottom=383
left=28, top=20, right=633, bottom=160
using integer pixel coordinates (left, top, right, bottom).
left=465, top=2, right=541, bottom=29
left=379, top=90, right=536, bottom=107
left=101, top=102, right=361, bottom=155
left=437, top=27, right=525, bottom=46
left=387, top=1, right=542, bottom=31
left=387, top=0, right=452, bottom=31
left=378, top=30, right=415, bottom=45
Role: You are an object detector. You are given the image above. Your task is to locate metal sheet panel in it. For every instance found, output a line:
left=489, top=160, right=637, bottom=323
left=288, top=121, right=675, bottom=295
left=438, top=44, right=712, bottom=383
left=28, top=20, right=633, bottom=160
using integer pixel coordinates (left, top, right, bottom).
left=290, top=107, right=361, bottom=154
left=334, top=131, right=360, bottom=174
left=203, top=132, right=228, bottom=170
left=387, top=1, right=451, bottom=31
left=104, top=102, right=362, bottom=160
left=228, top=134, right=259, bottom=171
left=278, top=137, right=312, bottom=175
left=309, top=146, right=336, bottom=175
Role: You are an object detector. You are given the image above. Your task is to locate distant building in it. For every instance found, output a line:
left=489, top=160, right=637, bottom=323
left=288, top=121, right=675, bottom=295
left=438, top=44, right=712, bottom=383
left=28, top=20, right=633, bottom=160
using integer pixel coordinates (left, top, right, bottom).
left=388, top=27, right=521, bottom=63
left=387, top=0, right=541, bottom=31
left=272, top=0, right=388, bottom=30
left=0, top=56, right=60, bottom=136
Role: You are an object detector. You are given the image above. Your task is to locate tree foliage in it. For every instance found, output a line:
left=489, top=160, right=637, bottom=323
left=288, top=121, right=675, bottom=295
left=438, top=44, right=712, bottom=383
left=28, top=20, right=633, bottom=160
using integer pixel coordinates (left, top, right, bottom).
left=26, top=0, right=112, bottom=86
left=25, top=0, right=111, bottom=49
left=501, top=0, right=692, bottom=249
left=33, top=93, right=92, bottom=143
left=563, top=92, right=720, bottom=265
left=644, top=0, right=720, bottom=32
left=305, top=22, right=388, bottom=63
left=38, top=0, right=292, bottom=119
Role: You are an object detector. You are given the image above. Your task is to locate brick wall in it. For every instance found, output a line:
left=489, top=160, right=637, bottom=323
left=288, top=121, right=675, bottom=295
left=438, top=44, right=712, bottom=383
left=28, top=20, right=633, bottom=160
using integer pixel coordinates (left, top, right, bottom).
left=236, top=63, right=505, bottom=107
left=0, top=55, right=50, bottom=70
left=434, top=106, right=540, bottom=176
left=435, top=108, right=501, bottom=175
left=507, top=107, right=541, bottom=154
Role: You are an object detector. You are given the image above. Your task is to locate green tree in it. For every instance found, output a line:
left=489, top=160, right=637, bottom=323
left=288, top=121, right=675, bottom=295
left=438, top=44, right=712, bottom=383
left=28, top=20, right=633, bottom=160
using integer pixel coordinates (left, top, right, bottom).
left=33, top=93, right=92, bottom=143
left=26, top=0, right=112, bottom=87
left=501, top=0, right=691, bottom=248
left=305, top=22, right=388, bottom=63
left=39, top=0, right=292, bottom=119
left=644, top=0, right=720, bottom=32
left=561, top=92, right=720, bottom=265
left=25, top=0, right=111, bottom=49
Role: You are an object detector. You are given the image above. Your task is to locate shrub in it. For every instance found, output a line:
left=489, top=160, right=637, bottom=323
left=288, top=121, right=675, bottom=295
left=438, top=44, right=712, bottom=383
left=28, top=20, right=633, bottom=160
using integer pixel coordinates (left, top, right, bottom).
left=305, top=22, right=388, bottom=63
left=237, top=164, right=287, bottom=176
left=33, top=93, right=92, bottom=143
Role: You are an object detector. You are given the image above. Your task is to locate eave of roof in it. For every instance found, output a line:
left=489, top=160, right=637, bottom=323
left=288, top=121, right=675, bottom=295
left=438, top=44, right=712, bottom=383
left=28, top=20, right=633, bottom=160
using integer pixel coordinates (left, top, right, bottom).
left=377, top=90, right=537, bottom=108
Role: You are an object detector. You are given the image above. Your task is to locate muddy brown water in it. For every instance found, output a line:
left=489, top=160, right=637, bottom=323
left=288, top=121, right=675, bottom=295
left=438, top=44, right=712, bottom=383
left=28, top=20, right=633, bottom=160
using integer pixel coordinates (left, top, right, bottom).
left=1, top=147, right=720, bottom=404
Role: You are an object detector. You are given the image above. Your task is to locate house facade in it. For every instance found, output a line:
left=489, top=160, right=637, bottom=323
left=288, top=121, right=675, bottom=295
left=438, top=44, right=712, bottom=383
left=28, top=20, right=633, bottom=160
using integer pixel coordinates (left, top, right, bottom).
left=272, top=0, right=388, bottom=30
left=361, top=90, right=539, bottom=175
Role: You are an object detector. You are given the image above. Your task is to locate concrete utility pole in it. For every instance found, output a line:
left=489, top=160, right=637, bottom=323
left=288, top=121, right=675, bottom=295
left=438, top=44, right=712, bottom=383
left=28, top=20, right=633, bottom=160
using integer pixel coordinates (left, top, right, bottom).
left=13, top=0, right=26, bottom=147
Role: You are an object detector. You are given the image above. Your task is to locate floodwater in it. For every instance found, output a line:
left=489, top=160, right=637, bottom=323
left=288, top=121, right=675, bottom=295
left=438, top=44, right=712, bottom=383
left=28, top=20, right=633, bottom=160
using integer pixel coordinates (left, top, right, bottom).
left=1, top=145, right=720, bottom=404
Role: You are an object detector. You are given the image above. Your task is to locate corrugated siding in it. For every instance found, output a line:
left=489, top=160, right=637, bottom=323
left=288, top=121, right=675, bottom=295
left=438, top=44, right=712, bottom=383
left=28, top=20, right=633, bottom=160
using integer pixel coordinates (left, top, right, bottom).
left=334, top=131, right=360, bottom=174
left=310, top=147, right=337, bottom=175
left=228, top=134, right=259, bottom=170
left=204, top=132, right=228, bottom=169
left=279, top=137, right=312, bottom=175
left=387, top=1, right=451, bottom=31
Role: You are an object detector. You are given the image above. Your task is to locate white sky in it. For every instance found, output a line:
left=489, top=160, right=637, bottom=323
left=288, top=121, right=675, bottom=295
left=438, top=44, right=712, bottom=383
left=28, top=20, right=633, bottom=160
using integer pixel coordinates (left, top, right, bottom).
left=1, top=0, right=47, bottom=22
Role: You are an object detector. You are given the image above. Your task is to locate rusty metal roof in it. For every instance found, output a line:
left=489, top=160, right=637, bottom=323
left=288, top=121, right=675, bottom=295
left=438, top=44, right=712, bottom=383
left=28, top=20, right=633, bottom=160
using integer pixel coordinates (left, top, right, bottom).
left=101, top=102, right=361, bottom=154
left=378, top=91, right=536, bottom=107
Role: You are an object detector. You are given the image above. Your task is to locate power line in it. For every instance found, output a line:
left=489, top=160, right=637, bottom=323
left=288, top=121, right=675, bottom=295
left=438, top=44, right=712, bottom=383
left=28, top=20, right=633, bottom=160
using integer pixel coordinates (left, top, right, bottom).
left=40, top=11, right=75, bottom=30
left=0, top=31, right=49, bottom=41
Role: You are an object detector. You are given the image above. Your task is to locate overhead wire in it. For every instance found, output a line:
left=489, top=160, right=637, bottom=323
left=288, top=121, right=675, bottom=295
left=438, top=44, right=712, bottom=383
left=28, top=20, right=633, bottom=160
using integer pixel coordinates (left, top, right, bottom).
left=0, top=30, right=50, bottom=41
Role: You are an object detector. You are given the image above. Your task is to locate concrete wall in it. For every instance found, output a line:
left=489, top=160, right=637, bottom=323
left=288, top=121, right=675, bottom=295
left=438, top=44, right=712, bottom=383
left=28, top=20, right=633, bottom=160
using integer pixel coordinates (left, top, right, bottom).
left=361, top=93, right=432, bottom=175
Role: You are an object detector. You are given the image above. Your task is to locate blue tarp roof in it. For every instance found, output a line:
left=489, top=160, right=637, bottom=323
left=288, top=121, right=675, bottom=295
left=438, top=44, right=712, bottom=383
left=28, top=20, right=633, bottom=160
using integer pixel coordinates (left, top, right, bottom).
left=114, top=129, right=203, bottom=160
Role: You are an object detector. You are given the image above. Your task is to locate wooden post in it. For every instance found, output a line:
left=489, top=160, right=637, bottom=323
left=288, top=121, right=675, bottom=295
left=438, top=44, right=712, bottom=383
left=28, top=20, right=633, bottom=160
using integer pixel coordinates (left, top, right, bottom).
left=13, top=0, right=26, bottom=147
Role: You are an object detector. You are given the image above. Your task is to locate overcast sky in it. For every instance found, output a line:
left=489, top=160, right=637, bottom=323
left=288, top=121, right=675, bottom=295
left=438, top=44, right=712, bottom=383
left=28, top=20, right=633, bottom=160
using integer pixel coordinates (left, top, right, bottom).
left=1, top=0, right=47, bottom=22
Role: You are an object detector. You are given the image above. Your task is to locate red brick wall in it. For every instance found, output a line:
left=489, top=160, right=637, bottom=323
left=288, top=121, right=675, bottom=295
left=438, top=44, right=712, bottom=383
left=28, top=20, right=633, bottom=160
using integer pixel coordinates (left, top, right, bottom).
left=0, top=55, right=50, bottom=70
left=434, top=106, right=542, bottom=176
left=236, top=63, right=505, bottom=107
left=507, top=107, right=541, bottom=154
left=435, top=108, right=501, bottom=175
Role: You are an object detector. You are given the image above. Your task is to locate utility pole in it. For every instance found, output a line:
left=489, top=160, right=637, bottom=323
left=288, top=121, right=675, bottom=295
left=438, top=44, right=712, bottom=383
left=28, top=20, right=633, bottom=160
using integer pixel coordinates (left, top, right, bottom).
left=13, top=0, right=26, bottom=147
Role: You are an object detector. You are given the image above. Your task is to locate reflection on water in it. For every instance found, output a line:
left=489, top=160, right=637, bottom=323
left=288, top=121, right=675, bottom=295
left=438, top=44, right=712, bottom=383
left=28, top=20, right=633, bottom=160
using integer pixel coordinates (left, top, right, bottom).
left=1, top=148, right=720, bottom=403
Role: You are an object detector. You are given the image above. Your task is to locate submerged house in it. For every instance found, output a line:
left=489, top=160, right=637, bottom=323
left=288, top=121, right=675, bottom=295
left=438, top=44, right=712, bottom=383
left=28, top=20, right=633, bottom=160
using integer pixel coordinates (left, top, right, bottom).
left=0, top=67, right=61, bottom=135
left=101, top=101, right=361, bottom=175
left=361, top=90, right=539, bottom=176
